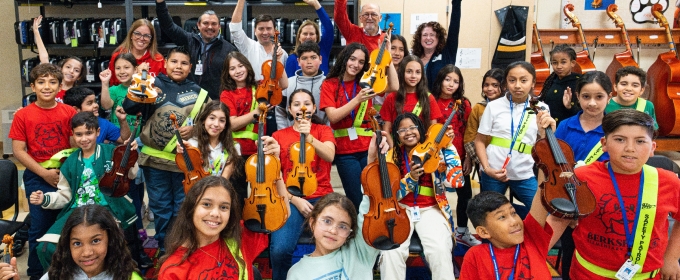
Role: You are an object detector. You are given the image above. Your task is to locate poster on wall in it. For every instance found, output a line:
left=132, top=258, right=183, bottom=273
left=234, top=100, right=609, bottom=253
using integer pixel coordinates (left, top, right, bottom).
left=410, top=13, right=438, bottom=34
left=630, top=0, right=669, bottom=23
left=379, top=13, right=402, bottom=35
left=584, top=0, right=614, bottom=10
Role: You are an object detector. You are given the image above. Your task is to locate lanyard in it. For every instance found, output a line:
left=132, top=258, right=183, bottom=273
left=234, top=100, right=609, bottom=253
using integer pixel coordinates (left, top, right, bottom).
left=341, top=81, right=358, bottom=120
left=489, top=243, right=520, bottom=280
left=403, top=148, right=419, bottom=204
left=508, top=97, right=528, bottom=158
left=210, top=151, right=227, bottom=176
left=607, top=162, right=645, bottom=256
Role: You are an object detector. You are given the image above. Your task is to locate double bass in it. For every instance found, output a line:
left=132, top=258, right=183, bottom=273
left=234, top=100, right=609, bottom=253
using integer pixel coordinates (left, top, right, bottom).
left=646, top=3, right=680, bottom=136
left=286, top=106, right=318, bottom=197
left=531, top=22, right=550, bottom=96
left=604, top=4, right=639, bottom=87
left=256, top=31, right=283, bottom=106
left=409, top=100, right=461, bottom=173
left=99, top=113, right=141, bottom=197
left=361, top=108, right=410, bottom=250
left=244, top=103, right=288, bottom=233
left=530, top=99, right=596, bottom=219
left=170, top=113, right=210, bottom=194
left=359, top=23, right=393, bottom=94
left=563, top=4, right=597, bottom=74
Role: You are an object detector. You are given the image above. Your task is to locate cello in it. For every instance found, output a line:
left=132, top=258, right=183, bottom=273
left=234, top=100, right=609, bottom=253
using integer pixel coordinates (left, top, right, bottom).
left=530, top=99, right=596, bottom=219
left=255, top=30, right=283, bottom=106
left=531, top=22, right=550, bottom=96
left=646, top=3, right=680, bottom=136
left=99, top=113, right=141, bottom=197
left=604, top=4, right=639, bottom=87
left=361, top=107, right=410, bottom=250
left=170, top=113, right=210, bottom=194
left=563, top=4, right=597, bottom=74
left=243, top=103, right=288, bottom=233
left=286, top=105, right=318, bottom=198
left=359, top=23, right=393, bottom=94
left=409, top=100, right=461, bottom=174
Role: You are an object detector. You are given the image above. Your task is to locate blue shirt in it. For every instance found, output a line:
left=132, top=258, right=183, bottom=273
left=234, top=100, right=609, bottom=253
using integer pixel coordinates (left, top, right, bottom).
left=554, top=111, right=609, bottom=162
left=97, top=117, right=121, bottom=144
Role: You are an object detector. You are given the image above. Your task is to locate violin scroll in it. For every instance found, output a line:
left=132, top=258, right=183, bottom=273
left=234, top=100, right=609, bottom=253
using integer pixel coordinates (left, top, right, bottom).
left=2, top=234, right=13, bottom=263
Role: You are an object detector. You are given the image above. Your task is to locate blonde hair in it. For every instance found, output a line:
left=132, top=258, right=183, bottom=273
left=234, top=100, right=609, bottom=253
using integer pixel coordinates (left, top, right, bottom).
left=291, top=20, right=321, bottom=54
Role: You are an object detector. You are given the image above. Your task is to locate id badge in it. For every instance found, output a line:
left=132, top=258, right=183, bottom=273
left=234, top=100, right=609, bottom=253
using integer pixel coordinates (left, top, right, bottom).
left=186, top=117, right=194, bottom=126
left=195, top=60, right=203, bottom=76
left=614, top=259, right=641, bottom=280
left=411, top=206, right=421, bottom=222
left=347, top=127, right=358, bottom=141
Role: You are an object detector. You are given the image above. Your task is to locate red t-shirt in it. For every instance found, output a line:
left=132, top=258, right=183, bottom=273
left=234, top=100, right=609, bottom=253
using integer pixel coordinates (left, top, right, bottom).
left=379, top=92, right=443, bottom=126
left=319, top=78, right=372, bottom=154
left=55, top=89, right=66, bottom=103
left=108, top=50, right=166, bottom=86
left=272, top=124, right=336, bottom=200
left=459, top=214, right=554, bottom=280
left=571, top=161, right=680, bottom=280
left=9, top=103, right=77, bottom=162
left=395, top=147, right=437, bottom=207
left=159, top=228, right=268, bottom=280
left=436, top=97, right=471, bottom=160
left=221, top=87, right=258, bottom=156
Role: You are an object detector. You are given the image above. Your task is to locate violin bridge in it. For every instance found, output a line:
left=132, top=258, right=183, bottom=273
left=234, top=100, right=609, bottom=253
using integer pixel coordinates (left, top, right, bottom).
left=384, top=208, right=396, bottom=212
left=115, top=172, right=124, bottom=176
left=559, top=172, right=574, bottom=178
left=190, top=176, right=199, bottom=180
left=255, top=194, right=266, bottom=197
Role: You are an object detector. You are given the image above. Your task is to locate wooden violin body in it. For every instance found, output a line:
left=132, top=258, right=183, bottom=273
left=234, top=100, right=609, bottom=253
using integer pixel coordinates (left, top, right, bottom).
left=100, top=114, right=141, bottom=197
left=170, top=114, right=210, bottom=194
left=286, top=106, right=318, bottom=197
left=564, top=4, right=597, bottom=74
left=409, top=100, right=460, bottom=174
left=244, top=103, right=288, bottom=233
left=256, top=30, right=284, bottom=106
left=604, top=4, right=639, bottom=88
left=647, top=4, right=680, bottom=136
left=531, top=22, right=550, bottom=96
left=360, top=23, right=394, bottom=94
left=127, top=69, right=158, bottom=104
left=361, top=108, right=410, bottom=250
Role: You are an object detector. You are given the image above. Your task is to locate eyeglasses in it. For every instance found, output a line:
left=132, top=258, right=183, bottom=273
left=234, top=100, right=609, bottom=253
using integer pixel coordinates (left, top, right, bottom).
left=396, top=125, right=419, bottom=135
left=316, top=218, right=352, bottom=237
left=360, top=13, right=380, bottom=19
left=132, top=31, right=153, bottom=40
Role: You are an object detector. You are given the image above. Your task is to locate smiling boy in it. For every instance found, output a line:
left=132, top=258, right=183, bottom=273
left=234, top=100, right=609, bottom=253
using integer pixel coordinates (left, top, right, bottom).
left=605, top=66, right=658, bottom=129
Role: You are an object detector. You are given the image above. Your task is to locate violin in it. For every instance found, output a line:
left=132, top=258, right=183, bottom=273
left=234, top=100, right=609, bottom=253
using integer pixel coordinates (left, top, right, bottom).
left=361, top=107, right=410, bottom=250
left=563, top=4, right=597, bottom=74
left=409, top=100, right=461, bottom=174
left=170, top=113, right=210, bottom=194
left=244, top=103, right=288, bottom=233
left=604, top=4, right=639, bottom=87
left=359, top=23, right=394, bottom=94
left=2, top=234, right=13, bottom=264
left=646, top=4, right=680, bottom=136
left=529, top=99, right=596, bottom=219
left=256, top=30, right=283, bottom=106
left=99, top=113, right=141, bottom=197
left=531, top=22, right=550, bottom=96
left=286, top=106, right=318, bottom=198
left=127, top=69, right=159, bottom=104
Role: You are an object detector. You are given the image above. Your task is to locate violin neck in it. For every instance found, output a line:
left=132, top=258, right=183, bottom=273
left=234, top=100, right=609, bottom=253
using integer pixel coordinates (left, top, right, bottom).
left=299, top=133, right=306, bottom=164
left=435, top=104, right=457, bottom=143
left=376, top=131, right=393, bottom=199
left=545, top=128, right=568, bottom=165
left=256, top=116, right=266, bottom=183
left=176, top=129, right=195, bottom=171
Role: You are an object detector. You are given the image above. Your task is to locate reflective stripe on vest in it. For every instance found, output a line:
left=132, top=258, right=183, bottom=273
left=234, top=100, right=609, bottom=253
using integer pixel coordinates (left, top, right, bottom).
left=489, top=112, right=534, bottom=154
left=38, top=148, right=77, bottom=168
left=575, top=250, right=660, bottom=279
left=226, top=238, right=247, bottom=280
left=232, top=86, right=258, bottom=141
left=417, top=185, right=434, bottom=197
left=635, top=98, right=646, bottom=112
left=411, top=93, right=431, bottom=116
left=583, top=142, right=604, bottom=165
left=131, top=271, right=143, bottom=280
left=333, top=100, right=370, bottom=138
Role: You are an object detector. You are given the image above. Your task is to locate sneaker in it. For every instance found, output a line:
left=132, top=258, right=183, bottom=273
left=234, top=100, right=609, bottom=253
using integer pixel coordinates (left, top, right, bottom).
left=455, top=228, right=482, bottom=247
left=145, top=205, right=154, bottom=222
left=138, top=251, right=154, bottom=269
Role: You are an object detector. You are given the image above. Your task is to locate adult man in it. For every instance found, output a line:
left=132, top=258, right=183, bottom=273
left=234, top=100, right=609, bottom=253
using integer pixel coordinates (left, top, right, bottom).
left=156, top=0, right=238, bottom=100
left=335, top=0, right=384, bottom=53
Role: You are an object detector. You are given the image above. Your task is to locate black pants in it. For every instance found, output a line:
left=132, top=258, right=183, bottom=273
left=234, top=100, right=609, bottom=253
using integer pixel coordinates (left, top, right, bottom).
left=456, top=174, right=473, bottom=227
left=559, top=226, right=575, bottom=280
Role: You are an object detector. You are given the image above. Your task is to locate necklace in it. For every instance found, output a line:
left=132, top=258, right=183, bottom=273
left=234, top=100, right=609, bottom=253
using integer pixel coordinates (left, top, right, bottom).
left=199, top=243, right=223, bottom=267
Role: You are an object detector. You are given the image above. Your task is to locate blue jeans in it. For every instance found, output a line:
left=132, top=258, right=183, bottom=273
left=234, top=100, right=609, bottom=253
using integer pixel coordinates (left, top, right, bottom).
left=23, top=169, right=61, bottom=277
left=334, top=151, right=368, bottom=211
left=141, top=166, right=185, bottom=248
left=480, top=172, right=537, bottom=219
left=127, top=178, right=145, bottom=230
left=270, top=197, right=319, bottom=280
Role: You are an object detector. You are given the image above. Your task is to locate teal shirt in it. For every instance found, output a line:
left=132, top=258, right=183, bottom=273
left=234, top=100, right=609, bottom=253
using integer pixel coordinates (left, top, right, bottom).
left=72, top=155, right=107, bottom=208
left=109, top=84, right=141, bottom=137
left=605, top=98, right=659, bottom=129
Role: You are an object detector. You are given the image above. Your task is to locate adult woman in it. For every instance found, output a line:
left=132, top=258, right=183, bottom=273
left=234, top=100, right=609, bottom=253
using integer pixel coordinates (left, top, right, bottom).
left=285, top=0, right=334, bottom=77
left=107, top=19, right=165, bottom=86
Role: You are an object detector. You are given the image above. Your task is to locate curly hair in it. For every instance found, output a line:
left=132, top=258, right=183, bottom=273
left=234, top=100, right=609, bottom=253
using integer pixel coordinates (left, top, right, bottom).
left=221, top=52, right=257, bottom=91
left=159, top=176, right=244, bottom=275
left=192, top=100, right=243, bottom=176
left=390, top=113, right=427, bottom=167
left=29, top=63, right=63, bottom=85
left=306, top=192, right=358, bottom=246
left=48, top=204, right=138, bottom=280
left=411, top=21, right=447, bottom=58
left=395, top=55, right=432, bottom=128
left=113, top=19, right=162, bottom=63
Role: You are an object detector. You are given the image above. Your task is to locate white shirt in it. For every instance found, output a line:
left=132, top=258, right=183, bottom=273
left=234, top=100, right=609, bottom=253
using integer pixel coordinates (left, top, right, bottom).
left=187, top=138, right=241, bottom=175
left=229, top=22, right=288, bottom=81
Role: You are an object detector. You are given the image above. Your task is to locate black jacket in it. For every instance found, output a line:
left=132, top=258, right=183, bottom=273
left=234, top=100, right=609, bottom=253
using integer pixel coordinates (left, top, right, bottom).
left=425, top=0, right=460, bottom=91
left=156, top=1, right=238, bottom=100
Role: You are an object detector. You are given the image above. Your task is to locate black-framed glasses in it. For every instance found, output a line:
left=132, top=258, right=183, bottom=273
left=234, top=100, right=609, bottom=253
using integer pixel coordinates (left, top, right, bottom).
left=360, top=13, right=380, bottom=19
left=133, top=31, right=153, bottom=40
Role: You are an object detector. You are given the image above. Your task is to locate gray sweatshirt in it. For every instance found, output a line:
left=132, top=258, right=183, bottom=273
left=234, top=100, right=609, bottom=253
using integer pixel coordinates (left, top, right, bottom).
left=276, top=70, right=328, bottom=129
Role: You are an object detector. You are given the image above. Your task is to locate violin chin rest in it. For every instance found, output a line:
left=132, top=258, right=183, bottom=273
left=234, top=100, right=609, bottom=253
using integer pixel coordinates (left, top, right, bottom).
left=371, top=236, right=400, bottom=251
left=244, top=219, right=272, bottom=234
left=550, top=198, right=577, bottom=215
left=286, top=186, right=305, bottom=198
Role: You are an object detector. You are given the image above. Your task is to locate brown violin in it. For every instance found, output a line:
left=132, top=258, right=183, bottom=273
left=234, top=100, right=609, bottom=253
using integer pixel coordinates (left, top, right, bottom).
left=564, top=4, right=597, bottom=74
left=170, top=113, right=210, bottom=194
left=361, top=107, right=410, bottom=250
left=244, top=103, right=288, bottom=233
left=286, top=106, right=318, bottom=198
left=359, top=23, right=393, bottom=94
left=3, top=234, right=13, bottom=264
left=127, top=69, right=159, bottom=104
left=605, top=4, right=639, bottom=87
left=531, top=22, right=550, bottom=96
left=100, top=113, right=141, bottom=197
left=256, top=30, right=283, bottom=106
left=530, top=99, right=596, bottom=219
left=409, top=100, right=461, bottom=174
left=647, top=4, right=680, bottom=136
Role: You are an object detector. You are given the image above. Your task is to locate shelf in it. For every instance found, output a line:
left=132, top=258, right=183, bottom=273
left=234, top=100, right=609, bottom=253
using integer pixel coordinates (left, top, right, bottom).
left=537, top=28, right=678, bottom=48
left=16, top=0, right=348, bottom=7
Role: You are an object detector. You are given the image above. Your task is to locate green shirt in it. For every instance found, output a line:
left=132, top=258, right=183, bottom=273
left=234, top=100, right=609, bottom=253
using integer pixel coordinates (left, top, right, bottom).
left=109, top=84, right=141, bottom=137
left=605, top=98, right=659, bottom=129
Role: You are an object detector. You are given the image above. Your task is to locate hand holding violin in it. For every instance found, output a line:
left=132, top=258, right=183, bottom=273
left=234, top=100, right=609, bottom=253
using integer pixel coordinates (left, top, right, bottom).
left=352, top=87, right=377, bottom=106
left=261, top=136, right=281, bottom=158
left=408, top=163, right=425, bottom=181
left=367, top=131, right=390, bottom=163
left=536, top=109, right=556, bottom=139
left=0, top=257, right=19, bottom=280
